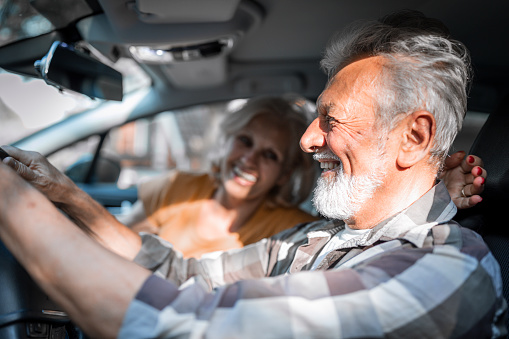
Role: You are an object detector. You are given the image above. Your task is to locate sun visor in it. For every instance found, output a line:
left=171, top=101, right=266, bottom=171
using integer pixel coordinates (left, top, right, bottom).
left=82, top=0, right=262, bottom=45
left=133, top=0, right=241, bottom=23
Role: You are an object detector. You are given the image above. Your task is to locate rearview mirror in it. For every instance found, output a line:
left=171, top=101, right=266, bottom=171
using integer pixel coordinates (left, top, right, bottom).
left=34, top=41, right=123, bottom=101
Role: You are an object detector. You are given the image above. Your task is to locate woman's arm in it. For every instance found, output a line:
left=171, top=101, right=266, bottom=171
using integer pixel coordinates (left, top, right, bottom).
left=116, top=200, right=159, bottom=234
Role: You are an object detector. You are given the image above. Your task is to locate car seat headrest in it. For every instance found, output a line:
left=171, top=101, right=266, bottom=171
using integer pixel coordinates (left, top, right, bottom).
left=454, top=95, right=509, bottom=236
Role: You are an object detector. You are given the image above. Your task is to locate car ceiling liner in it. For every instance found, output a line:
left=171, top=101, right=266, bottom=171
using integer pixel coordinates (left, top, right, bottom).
left=72, top=0, right=264, bottom=88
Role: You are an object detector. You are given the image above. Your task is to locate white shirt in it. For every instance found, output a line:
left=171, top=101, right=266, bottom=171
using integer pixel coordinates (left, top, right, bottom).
left=311, top=224, right=370, bottom=269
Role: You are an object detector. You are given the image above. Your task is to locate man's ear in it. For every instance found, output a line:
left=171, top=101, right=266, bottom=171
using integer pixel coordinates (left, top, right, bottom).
left=397, top=111, right=435, bottom=169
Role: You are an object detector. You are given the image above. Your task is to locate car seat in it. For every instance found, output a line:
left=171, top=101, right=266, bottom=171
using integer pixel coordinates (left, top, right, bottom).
left=454, top=95, right=509, bottom=336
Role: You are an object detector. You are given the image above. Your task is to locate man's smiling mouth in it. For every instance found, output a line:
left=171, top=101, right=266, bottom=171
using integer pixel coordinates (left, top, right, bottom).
left=314, top=151, right=342, bottom=171
left=320, top=161, right=340, bottom=170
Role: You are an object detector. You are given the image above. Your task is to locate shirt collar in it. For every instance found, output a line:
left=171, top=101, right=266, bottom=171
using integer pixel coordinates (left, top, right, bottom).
left=306, top=181, right=456, bottom=249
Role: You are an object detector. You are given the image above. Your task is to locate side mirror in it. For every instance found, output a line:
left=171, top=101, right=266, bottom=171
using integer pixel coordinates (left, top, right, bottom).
left=34, top=41, right=123, bottom=101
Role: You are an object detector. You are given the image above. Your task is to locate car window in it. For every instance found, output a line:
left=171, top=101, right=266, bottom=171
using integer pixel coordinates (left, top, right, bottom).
left=47, top=101, right=237, bottom=188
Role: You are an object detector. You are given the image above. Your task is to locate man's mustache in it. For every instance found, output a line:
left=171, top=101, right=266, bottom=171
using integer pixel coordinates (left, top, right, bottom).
left=313, top=150, right=341, bottom=162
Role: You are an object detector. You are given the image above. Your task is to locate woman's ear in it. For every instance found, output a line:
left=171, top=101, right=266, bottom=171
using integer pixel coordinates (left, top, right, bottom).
left=397, top=111, right=436, bottom=169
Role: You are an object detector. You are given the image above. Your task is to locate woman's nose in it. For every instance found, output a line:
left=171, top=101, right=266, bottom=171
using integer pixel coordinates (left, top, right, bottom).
left=300, top=118, right=326, bottom=153
left=241, top=148, right=258, bottom=165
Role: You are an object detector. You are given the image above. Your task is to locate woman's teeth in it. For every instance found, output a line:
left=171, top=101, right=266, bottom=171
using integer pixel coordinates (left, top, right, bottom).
left=233, top=166, right=257, bottom=182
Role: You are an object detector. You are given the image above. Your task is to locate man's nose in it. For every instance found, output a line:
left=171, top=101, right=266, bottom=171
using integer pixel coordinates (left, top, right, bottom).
left=300, top=118, right=326, bottom=153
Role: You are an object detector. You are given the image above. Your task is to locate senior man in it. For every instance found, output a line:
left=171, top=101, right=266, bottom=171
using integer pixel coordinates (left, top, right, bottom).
left=0, top=10, right=506, bottom=338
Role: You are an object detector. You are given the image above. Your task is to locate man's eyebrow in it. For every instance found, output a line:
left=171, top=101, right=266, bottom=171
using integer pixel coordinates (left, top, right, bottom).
left=316, top=100, right=334, bottom=114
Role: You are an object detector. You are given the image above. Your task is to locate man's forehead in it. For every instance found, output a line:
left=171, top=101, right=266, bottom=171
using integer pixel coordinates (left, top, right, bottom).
left=317, top=57, right=384, bottom=112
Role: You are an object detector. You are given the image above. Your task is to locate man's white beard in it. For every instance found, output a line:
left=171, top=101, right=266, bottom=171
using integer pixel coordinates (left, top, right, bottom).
left=312, top=152, right=387, bottom=221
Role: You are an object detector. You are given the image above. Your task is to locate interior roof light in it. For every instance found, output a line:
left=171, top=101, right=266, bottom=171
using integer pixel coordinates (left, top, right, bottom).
left=129, top=37, right=235, bottom=64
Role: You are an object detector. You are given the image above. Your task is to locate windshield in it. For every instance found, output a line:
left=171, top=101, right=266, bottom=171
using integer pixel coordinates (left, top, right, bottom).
left=0, top=56, right=151, bottom=146
left=0, top=0, right=54, bottom=47
left=0, top=0, right=120, bottom=145
left=0, top=71, right=98, bottom=145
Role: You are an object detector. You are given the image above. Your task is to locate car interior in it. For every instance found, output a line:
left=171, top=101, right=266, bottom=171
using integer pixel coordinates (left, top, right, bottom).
left=454, top=95, right=509, bottom=336
left=0, top=0, right=509, bottom=337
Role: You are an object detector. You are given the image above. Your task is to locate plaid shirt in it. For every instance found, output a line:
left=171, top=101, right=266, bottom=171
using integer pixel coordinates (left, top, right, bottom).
left=120, top=182, right=507, bottom=338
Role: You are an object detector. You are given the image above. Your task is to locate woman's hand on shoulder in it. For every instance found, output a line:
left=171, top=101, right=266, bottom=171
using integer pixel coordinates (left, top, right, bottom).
left=440, top=151, right=486, bottom=210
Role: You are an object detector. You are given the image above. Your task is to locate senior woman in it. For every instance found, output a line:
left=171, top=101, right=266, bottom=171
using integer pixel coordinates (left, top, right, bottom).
left=122, top=95, right=320, bottom=258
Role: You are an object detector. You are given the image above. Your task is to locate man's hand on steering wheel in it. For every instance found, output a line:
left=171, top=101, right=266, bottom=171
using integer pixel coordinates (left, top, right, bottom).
left=0, top=145, right=75, bottom=205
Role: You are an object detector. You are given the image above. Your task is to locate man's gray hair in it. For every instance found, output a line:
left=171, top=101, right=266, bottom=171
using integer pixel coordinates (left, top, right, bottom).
left=321, top=10, right=472, bottom=166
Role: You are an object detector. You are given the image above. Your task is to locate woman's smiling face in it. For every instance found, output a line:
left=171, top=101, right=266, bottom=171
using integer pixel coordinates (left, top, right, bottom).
left=219, top=113, right=291, bottom=204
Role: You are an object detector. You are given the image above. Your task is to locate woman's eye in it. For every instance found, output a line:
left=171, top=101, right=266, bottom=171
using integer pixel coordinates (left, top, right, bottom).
left=263, top=150, right=278, bottom=161
left=237, top=135, right=252, bottom=147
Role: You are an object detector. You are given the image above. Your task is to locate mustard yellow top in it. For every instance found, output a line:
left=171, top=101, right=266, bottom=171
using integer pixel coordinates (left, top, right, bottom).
left=138, top=171, right=319, bottom=258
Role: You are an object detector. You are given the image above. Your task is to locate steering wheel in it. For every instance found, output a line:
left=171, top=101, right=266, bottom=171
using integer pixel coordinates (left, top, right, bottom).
left=0, top=240, right=86, bottom=339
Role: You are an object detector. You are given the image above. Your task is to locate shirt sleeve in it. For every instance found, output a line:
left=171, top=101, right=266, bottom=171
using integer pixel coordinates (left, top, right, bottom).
left=121, top=231, right=506, bottom=338
left=133, top=233, right=272, bottom=289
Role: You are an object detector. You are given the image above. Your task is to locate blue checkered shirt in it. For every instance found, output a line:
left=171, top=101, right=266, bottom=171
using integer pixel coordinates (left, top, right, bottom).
left=120, top=182, right=507, bottom=338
